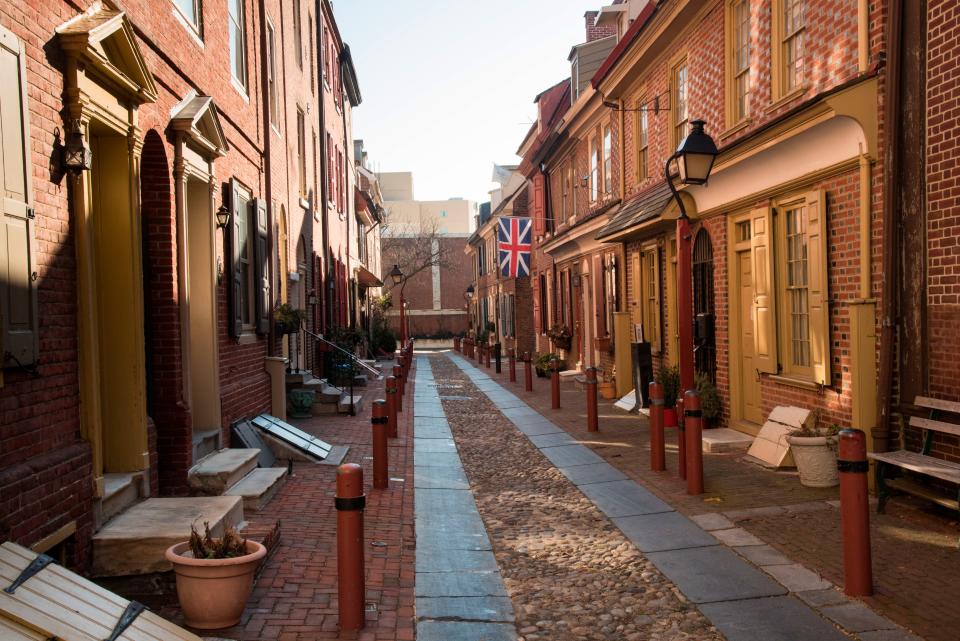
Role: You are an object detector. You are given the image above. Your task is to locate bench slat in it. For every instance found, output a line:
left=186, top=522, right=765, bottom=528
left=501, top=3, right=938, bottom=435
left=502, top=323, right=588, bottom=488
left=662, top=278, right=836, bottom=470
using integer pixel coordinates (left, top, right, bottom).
left=869, top=450, right=960, bottom=484
left=914, top=395, right=960, bottom=415
left=907, top=416, right=960, bottom=438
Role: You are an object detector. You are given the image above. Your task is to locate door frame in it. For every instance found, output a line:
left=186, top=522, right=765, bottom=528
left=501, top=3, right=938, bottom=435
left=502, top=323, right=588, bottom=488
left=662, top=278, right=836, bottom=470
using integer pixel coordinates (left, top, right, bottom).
left=727, top=210, right=762, bottom=435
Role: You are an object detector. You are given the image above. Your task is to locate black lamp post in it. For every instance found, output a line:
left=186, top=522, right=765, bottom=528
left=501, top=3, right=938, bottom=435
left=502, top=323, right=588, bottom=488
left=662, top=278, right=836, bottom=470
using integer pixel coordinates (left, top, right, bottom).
left=465, top=284, right=475, bottom=331
left=664, top=119, right=718, bottom=477
left=389, top=264, right=407, bottom=344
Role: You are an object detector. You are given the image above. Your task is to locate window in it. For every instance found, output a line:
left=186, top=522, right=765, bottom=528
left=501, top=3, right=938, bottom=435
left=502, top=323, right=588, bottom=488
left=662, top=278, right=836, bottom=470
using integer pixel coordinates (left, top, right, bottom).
left=539, top=274, right=548, bottom=334
left=477, top=242, right=486, bottom=275
left=603, top=254, right=618, bottom=337
left=639, top=245, right=660, bottom=352
left=327, top=133, right=335, bottom=202
left=337, top=148, right=344, bottom=213
left=322, top=27, right=330, bottom=83
left=309, top=15, right=315, bottom=90
left=508, top=294, right=516, bottom=337
left=0, top=25, right=39, bottom=367
left=266, top=19, right=279, bottom=128
left=727, top=0, right=751, bottom=122
left=672, top=59, right=688, bottom=147
left=750, top=190, right=829, bottom=384
left=603, top=126, right=612, bottom=197
left=559, top=271, right=569, bottom=327
left=293, top=0, right=302, bottom=69
left=296, top=108, right=306, bottom=196
left=174, top=0, right=202, bottom=34
left=228, top=0, right=246, bottom=90
left=228, top=181, right=270, bottom=336
left=636, top=98, right=649, bottom=180
left=565, top=162, right=575, bottom=220
left=590, top=137, right=599, bottom=202
left=773, top=0, right=805, bottom=98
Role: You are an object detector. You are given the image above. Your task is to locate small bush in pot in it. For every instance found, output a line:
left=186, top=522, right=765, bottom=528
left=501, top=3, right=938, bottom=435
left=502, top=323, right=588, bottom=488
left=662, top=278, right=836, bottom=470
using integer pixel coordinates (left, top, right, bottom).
left=787, top=421, right=841, bottom=488
left=535, top=353, right=565, bottom=377
left=656, top=364, right=680, bottom=427
left=695, top=373, right=722, bottom=427
left=273, top=304, right=307, bottom=335
left=165, top=522, right=266, bottom=630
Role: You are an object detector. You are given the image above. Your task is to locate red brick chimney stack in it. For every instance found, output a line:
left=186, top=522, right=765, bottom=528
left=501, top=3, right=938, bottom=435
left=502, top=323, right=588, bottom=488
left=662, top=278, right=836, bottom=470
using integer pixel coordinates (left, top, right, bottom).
left=585, top=10, right=616, bottom=42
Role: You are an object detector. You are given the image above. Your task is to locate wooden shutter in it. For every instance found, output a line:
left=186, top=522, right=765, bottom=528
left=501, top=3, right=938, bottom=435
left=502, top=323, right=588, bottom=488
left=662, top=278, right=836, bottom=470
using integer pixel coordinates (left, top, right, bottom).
left=805, top=190, right=830, bottom=385
left=644, top=247, right=661, bottom=353
left=750, top=206, right=777, bottom=373
left=0, top=28, right=37, bottom=368
left=533, top=174, right=545, bottom=235
left=593, top=254, right=604, bottom=337
left=253, top=198, right=270, bottom=335
left=228, top=179, right=243, bottom=338
left=630, top=251, right=641, bottom=325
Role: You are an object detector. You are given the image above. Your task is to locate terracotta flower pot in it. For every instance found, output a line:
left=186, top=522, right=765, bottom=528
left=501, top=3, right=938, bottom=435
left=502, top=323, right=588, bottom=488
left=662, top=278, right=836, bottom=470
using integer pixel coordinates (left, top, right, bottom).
left=786, top=435, right=839, bottom=487
left=598, top=381, right=617, bottom=400
left=165, top=539, right=266, bottom=630
left=594, top=337, right=612, bottom=352
left=663, top=407, right=678, bottom=427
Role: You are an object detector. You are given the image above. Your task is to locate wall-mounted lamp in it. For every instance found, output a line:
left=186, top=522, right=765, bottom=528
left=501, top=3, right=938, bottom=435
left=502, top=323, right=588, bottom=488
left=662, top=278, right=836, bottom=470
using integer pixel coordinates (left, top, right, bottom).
left=63, top=128, right=92, bottom=174
left=465, top=284, right=475, bottom=300
left=216, top=203, right=231, bottom=229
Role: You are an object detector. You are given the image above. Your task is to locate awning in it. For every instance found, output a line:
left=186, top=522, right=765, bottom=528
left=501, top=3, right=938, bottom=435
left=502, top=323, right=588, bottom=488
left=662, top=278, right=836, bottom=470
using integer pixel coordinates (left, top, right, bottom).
left=355, top=265, right=383, bottom=288
left=596, top=182, right=673, bottom=241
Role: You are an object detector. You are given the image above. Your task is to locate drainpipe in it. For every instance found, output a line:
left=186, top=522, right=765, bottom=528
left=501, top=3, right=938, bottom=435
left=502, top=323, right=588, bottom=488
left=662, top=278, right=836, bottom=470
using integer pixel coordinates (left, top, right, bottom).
left=316, top=0, right=332, bottom=333
left=875, top=0, right=904, bottom=454
left=259, top=0, right=276, bottom=356
left=340, top=55, right=352, bottom=330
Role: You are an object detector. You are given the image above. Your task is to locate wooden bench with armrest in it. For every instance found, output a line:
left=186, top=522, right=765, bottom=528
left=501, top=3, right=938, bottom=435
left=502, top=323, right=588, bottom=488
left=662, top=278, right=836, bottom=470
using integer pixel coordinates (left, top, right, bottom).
left=868, top=396, right=960, bottom=513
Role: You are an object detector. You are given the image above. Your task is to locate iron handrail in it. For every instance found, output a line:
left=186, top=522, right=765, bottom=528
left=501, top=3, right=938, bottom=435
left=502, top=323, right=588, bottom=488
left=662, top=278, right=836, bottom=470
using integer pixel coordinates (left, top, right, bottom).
left=302, top=328, right=381, bottom=379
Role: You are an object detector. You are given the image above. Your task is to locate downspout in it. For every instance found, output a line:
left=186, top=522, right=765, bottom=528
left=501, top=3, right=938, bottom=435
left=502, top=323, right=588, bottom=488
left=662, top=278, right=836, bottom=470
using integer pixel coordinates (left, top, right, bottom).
left=340, top=56, right=352, bottom=330
left=316, top=0, right=332, bottom=333
left=875, top=0, right=904, bottom=454
left=259, top=0, right=276, bottom=356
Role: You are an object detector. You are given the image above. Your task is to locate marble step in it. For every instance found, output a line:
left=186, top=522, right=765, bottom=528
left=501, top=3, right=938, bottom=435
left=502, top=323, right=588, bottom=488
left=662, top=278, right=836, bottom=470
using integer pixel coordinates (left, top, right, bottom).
left=188, top=448, right=259, bottom=495
left=100, top=473, right=142, bottom=527
left=338, top=394, right=364, bottom=414
left=225, top=467, right=287, bottom=512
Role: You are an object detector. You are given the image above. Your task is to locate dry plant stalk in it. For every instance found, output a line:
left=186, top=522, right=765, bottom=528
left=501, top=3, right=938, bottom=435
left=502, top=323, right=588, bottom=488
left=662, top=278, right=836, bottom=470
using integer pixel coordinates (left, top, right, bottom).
left=188, top=521, right=249, bottom=559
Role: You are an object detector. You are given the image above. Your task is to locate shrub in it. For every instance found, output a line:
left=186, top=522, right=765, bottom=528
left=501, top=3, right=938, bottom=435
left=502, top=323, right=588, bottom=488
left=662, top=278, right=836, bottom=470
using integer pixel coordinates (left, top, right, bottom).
left=695, top=373, right=722, bottom=424
left=657, top=364, right=680, bottom=409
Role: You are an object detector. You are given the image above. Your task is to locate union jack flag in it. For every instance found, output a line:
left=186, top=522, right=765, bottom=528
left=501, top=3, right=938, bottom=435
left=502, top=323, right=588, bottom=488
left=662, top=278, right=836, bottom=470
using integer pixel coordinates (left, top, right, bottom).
left=498, top=216, right=532, bottom=278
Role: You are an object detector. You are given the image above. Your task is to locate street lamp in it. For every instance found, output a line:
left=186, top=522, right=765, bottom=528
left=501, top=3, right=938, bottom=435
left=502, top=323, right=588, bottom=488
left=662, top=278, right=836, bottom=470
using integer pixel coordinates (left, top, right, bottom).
left=665, top=119, right=718, bottom=480
left=389, top=264, right=407, bottom=345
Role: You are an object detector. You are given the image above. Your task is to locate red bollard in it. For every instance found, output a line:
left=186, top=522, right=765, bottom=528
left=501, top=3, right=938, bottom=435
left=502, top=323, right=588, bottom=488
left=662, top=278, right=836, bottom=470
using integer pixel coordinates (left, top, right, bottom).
left=683, top=389, right=704, bottom=495
left=393, top=364, right=404, bottom=413
left=524, top=352, right=533, bottom=392
left=585, top=367, right=598, bottom=432
left=649, top=381, right=666, bottom=471
left=508, top=348, right=516, bottom=382
left=336, top=463, right=365, bottom=632
left=386, top=376, right=398, bottom=438
left=372, top=400, right=388, bottom=490
left=550, top=357, right=560, bottom=409
left=676, top=396, right=687, bottom=480
left=838, top=428, right=873, bottom=596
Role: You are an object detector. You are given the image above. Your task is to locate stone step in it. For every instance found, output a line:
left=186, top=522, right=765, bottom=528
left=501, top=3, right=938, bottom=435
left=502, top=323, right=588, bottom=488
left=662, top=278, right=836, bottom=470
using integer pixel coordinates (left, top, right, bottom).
left=353, top=374, right=369, bottom=387
left=285, top=369, right=312, bottom=385
left=188, top=448, right=260, bottom=495
left=100, top=473, right=142, bottom=526
left=312, top=399, right=341, bottom=415
left=225, top=467, right=287, bottom=512
left=192, top=428, right=221, bottom=463
left=338, top=394, right=364, bottom=414
left=91, top=496, right=244, bottom=576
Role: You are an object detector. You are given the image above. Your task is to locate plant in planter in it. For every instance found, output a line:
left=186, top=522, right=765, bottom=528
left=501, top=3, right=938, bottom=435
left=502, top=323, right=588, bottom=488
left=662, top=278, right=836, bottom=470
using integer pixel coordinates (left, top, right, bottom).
left=535, top=353, right=565, bottom=377
left=165, top=522, right=266, bottom=629
left=287, top=388, right=316, bottom=418
left=657, top=364, right=680, bottom=427
left=273, top=304, right=307, bottom=335
left=547, top=324, right=572, bottom=352
left=787, top=421, right=841, bottom=487
left=598, top=369, right=617, bottom=399
left=695, top=373, right=722, bottom=428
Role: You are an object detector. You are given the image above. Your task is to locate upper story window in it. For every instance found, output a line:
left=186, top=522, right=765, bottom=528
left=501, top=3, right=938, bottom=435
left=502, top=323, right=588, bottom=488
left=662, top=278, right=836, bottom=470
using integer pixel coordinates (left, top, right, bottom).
left=637, top=98, right=649, bottom=180
left=228, top=0, right=247, bottom=91
left=590, top=136, right=600, bottom=202
left=174, top=0, right=202, bottom=35
left=565, top=162, right=575, bottom=220
left=773, top=0, right=805, bottom=99
left=671, top=58, right=688, bottom=148
left=728, top=0, right=751, bottom=122
left=323, top=27, right=330, bottom=84
left=308, top=14, right=315, bottom=91
left=603, top=126, right=612, bottom=197
left=296, top=108, right=306, bottom=196
left=266, top=18, right=279, bottom=129
left=293, top=0, right=303, bottom=69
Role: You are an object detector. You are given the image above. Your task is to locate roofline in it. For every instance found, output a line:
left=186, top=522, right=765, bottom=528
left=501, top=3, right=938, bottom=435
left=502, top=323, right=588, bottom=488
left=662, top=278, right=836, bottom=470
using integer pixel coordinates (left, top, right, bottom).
left=341, top=44, right=362, bottom=106
left=591, top=0, right=659, bottom=88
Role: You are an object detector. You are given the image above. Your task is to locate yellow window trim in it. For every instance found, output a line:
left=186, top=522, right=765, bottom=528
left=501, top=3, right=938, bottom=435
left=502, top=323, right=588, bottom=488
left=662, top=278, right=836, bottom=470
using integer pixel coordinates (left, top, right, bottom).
left=770, top=0, right=806, bottom=102
left=668, top=52, right=689, bottom=150
left=724, top=0, right=751, bottom=128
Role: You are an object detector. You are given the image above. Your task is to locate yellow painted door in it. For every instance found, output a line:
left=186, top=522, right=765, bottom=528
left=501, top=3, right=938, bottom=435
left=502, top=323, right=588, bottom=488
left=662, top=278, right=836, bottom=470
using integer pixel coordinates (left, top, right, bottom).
left=738, top=250, right=763, bottom=425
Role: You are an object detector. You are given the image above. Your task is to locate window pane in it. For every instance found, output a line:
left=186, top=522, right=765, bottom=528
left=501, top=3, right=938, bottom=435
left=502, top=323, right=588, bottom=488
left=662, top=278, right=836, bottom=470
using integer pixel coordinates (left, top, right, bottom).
left=175, top=0, right=197, bottom=25
left=674, top=63, right=688, bottom=144
left=229, top=0, right=246, bottom=87
left=785, top=207, right=810, bottom=367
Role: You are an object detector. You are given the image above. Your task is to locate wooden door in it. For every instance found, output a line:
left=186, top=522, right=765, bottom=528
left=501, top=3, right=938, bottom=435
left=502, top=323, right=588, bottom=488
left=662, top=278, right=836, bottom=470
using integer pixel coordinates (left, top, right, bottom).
left=737, top=249, right=763, bottom=425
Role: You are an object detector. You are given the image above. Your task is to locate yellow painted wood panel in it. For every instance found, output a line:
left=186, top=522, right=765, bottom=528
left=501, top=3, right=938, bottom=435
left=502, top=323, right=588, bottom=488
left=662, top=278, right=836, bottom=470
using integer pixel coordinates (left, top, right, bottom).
left=750, top=207, right=777, bottom=373
left=805, top=190, right=829, bottom=385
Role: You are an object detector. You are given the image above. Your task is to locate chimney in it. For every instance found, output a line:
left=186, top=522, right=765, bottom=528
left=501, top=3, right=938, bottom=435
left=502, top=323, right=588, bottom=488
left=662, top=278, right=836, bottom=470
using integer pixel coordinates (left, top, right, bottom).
left=585, top=9, right=616, bottom=42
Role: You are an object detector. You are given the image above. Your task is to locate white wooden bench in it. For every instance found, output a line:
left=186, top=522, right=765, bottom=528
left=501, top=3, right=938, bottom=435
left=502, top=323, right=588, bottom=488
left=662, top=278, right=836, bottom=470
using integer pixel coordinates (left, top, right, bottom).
left=869, top=396, right=960, bottom=513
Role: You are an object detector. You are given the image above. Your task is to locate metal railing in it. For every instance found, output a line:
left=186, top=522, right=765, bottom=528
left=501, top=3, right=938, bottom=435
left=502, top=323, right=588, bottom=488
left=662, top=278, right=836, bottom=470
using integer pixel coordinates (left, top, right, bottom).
left=300, top=328, right=383, bottom=417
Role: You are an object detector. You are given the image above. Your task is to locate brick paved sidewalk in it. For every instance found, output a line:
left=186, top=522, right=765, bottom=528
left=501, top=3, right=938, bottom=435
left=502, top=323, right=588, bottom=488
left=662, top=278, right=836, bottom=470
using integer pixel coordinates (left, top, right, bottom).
left=464, top=349, right=958, bottom=641
left=164, top=365, right=416, bottom=641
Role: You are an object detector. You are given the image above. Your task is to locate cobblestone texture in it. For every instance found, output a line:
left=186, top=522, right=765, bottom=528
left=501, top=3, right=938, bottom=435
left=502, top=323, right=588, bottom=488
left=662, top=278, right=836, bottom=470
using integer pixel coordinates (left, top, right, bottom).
left=431, top=356, right=723, bottom=641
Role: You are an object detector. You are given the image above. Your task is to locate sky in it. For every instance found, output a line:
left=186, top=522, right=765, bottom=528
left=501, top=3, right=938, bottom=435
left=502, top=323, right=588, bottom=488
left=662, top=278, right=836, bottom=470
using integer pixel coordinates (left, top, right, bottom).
left=334, top=1, right=596, bottom=205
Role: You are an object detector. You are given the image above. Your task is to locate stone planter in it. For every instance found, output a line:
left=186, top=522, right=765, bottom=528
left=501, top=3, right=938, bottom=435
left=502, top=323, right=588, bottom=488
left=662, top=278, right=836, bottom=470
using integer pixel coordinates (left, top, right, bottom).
left=287, top=389, right=315, bottom=419
left=165, top=540, right=266, bottom=629
left=787, top=435, right=839, bottom=487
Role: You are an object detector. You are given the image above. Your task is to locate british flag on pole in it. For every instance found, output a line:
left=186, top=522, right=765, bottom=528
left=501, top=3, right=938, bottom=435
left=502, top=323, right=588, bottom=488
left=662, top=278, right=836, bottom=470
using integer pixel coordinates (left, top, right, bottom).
left=498, top=216, right=532, bottom=278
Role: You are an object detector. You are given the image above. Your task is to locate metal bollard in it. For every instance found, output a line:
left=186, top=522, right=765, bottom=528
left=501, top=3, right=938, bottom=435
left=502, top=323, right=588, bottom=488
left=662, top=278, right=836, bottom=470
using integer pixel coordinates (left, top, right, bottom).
left=676, top=396, right=687, bottom=480
left=550, top=357, right=560, bottom=409
left=649, top=381, right=666, bottom=471
left=524, top=352, right=533, bottom=392
left=336, top=463, right=365, bottom=632
left=838, top=429, right=873, bottom=596
left=495, top=344, right=502, bottom=374
left=508, top=348, right=516, bottom=382
left=585, top=367, right=599, bottom=432
left=385, top=376, right=398, bottom=438
left=683, top=389, right=704, bottom=495
left=393, top=364, right=404, bottom=413
left=372, top=400, right=388, bottom=490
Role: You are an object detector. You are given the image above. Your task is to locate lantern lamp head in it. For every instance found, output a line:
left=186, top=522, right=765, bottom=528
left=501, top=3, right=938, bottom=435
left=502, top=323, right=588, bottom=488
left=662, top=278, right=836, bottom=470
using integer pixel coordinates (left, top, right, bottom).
left=216, top=204, right=231, bottom=229
left=673, top=120, right=718, bottom=186
left=63, top=130, right=92, bottom=174
left=465, top=284, right=475, bottom=300
left=389, top=264, right=403, bottom=285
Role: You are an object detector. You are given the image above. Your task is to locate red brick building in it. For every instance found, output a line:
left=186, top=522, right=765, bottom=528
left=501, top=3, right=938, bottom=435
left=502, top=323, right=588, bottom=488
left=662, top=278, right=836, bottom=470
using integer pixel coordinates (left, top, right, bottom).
left=0, top=0, right=365, bottom=571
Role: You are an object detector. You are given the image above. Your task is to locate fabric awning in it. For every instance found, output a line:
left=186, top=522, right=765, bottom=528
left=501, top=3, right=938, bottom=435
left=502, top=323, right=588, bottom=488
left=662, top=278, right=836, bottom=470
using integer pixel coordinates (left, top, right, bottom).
left=355, top=265, right=383, bottom=288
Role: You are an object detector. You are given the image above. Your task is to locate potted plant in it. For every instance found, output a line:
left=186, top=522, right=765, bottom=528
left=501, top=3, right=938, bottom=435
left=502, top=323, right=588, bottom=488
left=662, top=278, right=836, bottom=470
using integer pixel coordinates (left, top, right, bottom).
left=535, top=353, right=565, bottom=377
left=657, top=364, right=680, bottom=427
left=598, top=369, right=617, bottom=399
left=594, top=333, right=612, bottom=352
left=695, top=373, right=722, bottom=428
left=273, top=304, right=307, bottom=335
left=787, top=422, right=841, bottom=487
left=165, top=522, right=266, bottom=630
left=547, top=324, right=573, bottom=351
left=287, top=388, right=315, bottom=418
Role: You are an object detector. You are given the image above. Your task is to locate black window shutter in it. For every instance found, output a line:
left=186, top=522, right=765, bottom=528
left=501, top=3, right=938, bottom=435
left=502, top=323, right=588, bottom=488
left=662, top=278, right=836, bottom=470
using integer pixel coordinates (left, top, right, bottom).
left=228, top=179, right=243, bottom=338
left=253, top=198, right=270, bottom=335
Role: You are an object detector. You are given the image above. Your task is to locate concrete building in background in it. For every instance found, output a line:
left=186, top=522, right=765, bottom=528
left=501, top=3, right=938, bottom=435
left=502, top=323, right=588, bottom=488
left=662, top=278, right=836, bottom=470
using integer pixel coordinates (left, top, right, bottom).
left=379, top=172, right=476, bottom=339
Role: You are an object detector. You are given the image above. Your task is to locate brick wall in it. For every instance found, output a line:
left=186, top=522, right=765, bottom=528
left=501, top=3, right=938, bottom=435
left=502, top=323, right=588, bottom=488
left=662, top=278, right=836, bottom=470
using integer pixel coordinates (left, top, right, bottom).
left=585, top=11, right=616, bottom=43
